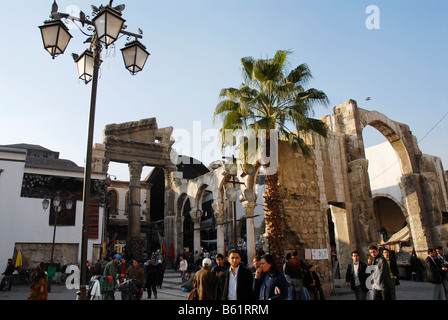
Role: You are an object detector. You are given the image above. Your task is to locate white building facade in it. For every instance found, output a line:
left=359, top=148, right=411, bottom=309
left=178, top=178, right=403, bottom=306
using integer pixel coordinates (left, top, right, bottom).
left=0, top=144, right=106, bottom=273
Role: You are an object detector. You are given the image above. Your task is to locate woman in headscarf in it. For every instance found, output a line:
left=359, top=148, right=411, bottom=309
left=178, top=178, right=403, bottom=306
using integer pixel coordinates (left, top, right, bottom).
left=27, top=262, right=48, bottom=300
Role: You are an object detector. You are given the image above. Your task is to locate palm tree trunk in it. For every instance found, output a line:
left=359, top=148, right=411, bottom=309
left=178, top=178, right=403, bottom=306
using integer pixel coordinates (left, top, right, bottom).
left=263, top=135, right=285, bottom=264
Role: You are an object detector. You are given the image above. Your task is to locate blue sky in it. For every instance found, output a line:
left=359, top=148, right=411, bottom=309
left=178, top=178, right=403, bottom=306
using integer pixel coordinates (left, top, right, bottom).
left=1, top=0, right=447, bottom=180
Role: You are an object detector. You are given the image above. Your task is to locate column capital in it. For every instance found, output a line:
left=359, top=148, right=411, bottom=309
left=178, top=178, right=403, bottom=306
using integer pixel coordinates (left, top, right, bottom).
left=128, top=161, right=144, bottom=179
left=242, top=201, right=256, bottom=216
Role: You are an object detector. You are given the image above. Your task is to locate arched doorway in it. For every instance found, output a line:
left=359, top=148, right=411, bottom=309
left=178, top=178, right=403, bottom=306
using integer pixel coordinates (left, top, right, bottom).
left=182, top=199, right=193, bottom=252
left=373, top=196, right=407, bottom=243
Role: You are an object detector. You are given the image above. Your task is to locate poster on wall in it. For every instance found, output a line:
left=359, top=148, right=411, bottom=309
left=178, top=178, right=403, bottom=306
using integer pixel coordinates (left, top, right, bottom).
left=305, top=248, right=329, bottom=260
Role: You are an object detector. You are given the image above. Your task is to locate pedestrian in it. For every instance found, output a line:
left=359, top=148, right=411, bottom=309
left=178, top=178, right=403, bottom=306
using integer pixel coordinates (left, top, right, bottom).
left=211, top=253, right=226, bottom=279
left=126, top=259, right=145, bottom=300
left=179, top=256, right=188, bottom=283
left=284, top=250, right=305, bottom=300
left=251, top=255, right=261, bottom=275
left=410, top=250, right=424, bottom=281
left=282, top=253, right=292, bottom=298
left=87, top=260, right=96, bottom=280
left=303, top=265, right=325, bottom=300
left=156, top=259, right=165, bottom=289
left=118, top=258, right=129, bottom=282
left=382, top=248, right=399, bottom=300
left=27, top=262, right=47, bottom=300
left=426, top=248, right=447, bottom=300
left=193, top=258, right=218, bottom=300
left=181, top=270, right=194, bottom=292
left=1, top=258, right=15, bottom=291
left=145, top=260, right=158, bottom=299
left=103, top=254, right=121, bottom=300
left=217, top=249, right=254, bottom=300
left=436, top=246, right=448, bottom=300
left=368, top=245, right=393, bottom=300
left=253, top=254, right=288, bottom=300
left=345, top=251, right=369, bottom=300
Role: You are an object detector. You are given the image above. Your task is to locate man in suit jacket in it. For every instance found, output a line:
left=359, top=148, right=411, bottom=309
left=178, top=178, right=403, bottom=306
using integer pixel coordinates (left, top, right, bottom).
left=382, top=248, right=400, bottom=300
left=368, top=245, right=394, bottom=300
left=436, top=246, right=448, bottom=300
left=426, top=248, right=447, bottom=300
left=217, top=249, right=254, bottom=300
left=345, top=251, right=369, bottom=300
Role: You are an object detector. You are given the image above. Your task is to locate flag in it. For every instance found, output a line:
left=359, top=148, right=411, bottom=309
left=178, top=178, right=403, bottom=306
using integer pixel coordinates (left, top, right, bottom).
left=167, top=243, right=175, bottom=260
left=161, top=240, right=167, bottom=254
left=12, top=247, right=28, bottom=268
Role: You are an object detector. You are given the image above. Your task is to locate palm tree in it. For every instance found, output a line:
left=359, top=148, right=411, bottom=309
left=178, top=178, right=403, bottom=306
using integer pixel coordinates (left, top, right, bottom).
left=213, top=50, right=329, bottom=263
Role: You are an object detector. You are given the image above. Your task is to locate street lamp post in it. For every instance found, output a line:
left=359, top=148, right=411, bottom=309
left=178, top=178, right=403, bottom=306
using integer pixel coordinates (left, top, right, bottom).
left=39, top=1, right=150, bottom=300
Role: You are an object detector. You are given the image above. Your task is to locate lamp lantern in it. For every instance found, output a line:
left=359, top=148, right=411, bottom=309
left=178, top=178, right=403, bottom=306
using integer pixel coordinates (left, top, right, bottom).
left=121, top=40, right=150, bottom=75
left=92, top=6, right=126, bottom=47
left=74, top=50, right=96, bottom=84
left=39, top=20, right=72, bottom=59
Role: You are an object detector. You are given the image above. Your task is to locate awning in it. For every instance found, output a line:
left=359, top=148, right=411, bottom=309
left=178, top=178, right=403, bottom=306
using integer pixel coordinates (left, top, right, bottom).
left=381, top=225, right=410, bottom=244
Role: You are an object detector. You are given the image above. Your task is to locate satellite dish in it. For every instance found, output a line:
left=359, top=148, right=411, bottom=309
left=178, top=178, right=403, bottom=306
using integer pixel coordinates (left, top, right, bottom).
left=225, top=187, right=238, bottom=201
left=224, top=163, right=237, bottom=176
left=244, top=189, right=256, bottom=202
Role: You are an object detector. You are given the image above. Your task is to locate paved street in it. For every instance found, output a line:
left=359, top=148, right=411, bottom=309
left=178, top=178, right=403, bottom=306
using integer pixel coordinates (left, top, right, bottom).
left=0, top=269, right=440, bottom=301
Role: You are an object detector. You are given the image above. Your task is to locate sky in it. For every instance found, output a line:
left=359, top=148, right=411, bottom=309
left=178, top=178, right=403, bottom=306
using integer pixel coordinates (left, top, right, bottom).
left=1, top=0, right=447, bottom=181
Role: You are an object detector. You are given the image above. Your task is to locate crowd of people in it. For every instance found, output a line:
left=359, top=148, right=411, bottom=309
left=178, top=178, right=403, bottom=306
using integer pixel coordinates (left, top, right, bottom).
left=179, top=249, right=325, bottom=300
left=1, top=244, right=447, bottom=301
left=345, top=245, right=448, bottom=300
left=98, top=250, right=166, bottom=300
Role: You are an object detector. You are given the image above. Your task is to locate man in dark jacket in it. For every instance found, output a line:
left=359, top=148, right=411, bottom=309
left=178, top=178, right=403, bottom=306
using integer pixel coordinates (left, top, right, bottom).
left=426, top=248, right=447, bottom=300
left=345, top=251, right=369, bottom=300
left=217, top=249, right=254, bottom=300
left=303, top=265, right=325, bottom=300
left=126, top=259, right=145, bottom=300
left=383, top=248, right=400, bottom=299
left=368, top=245, right=394, bottom=300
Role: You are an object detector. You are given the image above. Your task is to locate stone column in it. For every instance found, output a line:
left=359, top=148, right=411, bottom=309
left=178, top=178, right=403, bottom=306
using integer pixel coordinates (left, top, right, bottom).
left=190, top=209, right=203, bottom=255
left=242, top=201, right=256, bottom=265
left=163, top=167, right=177, bottom=248
left=128, top=161, right=143, bottom=260
left=213, top=201, right=226, bottom=255
left=399, top=173, right=438, bottom=259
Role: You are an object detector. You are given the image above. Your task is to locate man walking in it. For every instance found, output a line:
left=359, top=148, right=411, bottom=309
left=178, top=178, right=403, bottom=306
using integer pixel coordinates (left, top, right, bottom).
left=284, top=250, right=305, bottom=300
left=436, top=246, right=448, bottom=300
left=103, top=254, right=121, bottom=300
left=193, top=258, right=217, bottom=300
left=382, top=248, right=399, bottom=300
left=345, top=251, right=368, bottom=300
left=368, top=245, right=393, bottom=300
left=426, top=248, right=447, bottom=300
left=126, top=259, right=145, bottom=300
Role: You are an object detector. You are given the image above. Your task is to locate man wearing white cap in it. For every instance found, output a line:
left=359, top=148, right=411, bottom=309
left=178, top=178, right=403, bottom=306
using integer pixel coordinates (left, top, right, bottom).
left=193, top=258, right=218, bottom=300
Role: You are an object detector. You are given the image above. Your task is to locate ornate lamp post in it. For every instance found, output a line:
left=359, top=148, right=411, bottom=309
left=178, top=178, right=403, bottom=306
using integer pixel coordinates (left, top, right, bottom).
left=39, top=0, right=150, bottom=300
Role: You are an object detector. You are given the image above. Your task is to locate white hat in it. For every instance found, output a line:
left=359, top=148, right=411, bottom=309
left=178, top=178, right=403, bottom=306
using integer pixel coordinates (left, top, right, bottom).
left=202, top=258, right=212, bottom=266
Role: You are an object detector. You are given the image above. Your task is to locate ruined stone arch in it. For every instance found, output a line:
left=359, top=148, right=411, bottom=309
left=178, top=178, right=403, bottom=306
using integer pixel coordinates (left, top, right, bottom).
left=358, top=108, right=422, bottom=175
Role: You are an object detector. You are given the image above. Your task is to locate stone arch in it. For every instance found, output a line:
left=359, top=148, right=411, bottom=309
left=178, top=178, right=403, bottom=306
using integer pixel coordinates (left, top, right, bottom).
left=329, top=101, right=443, bottom=259
left=358, top=108, right=422, bottom=175
left=372, top=194, right=408, bottom=241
